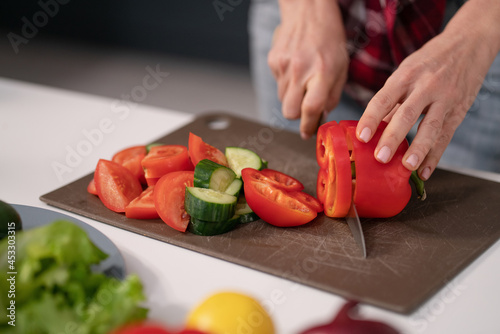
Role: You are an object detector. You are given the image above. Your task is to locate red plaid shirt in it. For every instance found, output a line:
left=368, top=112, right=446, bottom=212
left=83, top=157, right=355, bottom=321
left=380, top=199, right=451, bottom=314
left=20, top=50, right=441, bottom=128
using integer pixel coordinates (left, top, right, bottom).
left=338, top=0, right=446, bottom=106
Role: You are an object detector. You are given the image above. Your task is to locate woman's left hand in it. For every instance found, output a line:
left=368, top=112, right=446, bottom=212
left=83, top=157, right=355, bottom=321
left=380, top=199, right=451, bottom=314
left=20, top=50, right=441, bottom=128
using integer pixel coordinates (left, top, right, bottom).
left=356, top=0, right=500, bottom=180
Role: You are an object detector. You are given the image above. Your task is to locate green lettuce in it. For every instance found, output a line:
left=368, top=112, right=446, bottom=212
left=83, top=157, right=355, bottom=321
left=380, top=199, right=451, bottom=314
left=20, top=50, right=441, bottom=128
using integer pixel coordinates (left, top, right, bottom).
left=0, top=220, right=148, bottom=333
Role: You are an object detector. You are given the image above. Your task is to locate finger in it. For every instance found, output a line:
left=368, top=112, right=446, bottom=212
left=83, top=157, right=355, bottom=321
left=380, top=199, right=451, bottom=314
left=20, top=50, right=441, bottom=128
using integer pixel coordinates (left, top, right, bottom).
left=374, top=89, right=431, bottom=164
left=300, top=74, right=333, bottom=139
left=267, top=49, right=281, bottom=80
left=325, top=73, right=345, bottom=112
left=357, top=78, right=406, bottom=143
left=382, top=103, right=402, bottom=123
left=277, top=76, right=289, bottom=102
left=401, top=103, right=447, bottom=171
left=282, top=80, right=305, bottom=119
left=267, top=44, right=288, bottom=81
left=271, top=24, right=281, bottom=46
left=417, top=111, right=464, bottom=180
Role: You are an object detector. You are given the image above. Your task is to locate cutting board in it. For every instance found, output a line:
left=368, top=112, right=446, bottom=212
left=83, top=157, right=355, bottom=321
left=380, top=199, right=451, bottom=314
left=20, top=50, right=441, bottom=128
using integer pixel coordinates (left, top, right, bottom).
left=40, top=112, right=500, bottom=314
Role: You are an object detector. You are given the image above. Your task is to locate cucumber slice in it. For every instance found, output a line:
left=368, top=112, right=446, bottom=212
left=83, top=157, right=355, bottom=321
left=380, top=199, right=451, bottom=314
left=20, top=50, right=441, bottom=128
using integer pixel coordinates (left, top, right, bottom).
left=235, top=196, right=259, bottom=224
left=185, top=187, right=237, bottom=222
left=188, top=215, right=240, bottom=236
left=225, top=147, right=263, bottom=178
left=224, top=178, right=243, bottom=197
left=194, top=159, right=236, bottom=192
left=146, top=142, right=163, bottom=153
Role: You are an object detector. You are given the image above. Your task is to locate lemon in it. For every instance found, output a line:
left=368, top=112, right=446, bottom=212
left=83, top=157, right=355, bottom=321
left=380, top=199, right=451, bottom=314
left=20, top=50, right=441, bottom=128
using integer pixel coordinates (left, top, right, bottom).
left=186, top=291, right=275, bottom=334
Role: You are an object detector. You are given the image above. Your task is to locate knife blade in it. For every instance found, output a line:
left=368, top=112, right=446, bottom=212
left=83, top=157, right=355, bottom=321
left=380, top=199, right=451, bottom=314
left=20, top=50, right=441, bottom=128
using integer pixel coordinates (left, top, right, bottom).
left=346, top=202, right=367, bottom=258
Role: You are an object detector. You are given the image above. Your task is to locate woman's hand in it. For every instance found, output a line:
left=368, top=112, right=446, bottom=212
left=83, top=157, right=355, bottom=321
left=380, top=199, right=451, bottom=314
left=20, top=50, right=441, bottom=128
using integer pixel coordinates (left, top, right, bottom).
left=268, top=0, right=349, bottom=139
left=356, top=0, right=500, bottom=180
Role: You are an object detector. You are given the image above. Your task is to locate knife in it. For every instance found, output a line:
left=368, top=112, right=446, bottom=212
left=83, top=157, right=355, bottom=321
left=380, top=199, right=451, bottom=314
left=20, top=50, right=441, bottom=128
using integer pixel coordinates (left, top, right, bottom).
left=346, top=202, right=367, bottom=258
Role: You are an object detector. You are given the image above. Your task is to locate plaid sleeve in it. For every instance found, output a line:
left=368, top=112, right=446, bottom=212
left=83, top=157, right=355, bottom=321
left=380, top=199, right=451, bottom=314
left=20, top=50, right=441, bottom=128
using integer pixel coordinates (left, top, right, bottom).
left=339, top=0, right=446, bottom=106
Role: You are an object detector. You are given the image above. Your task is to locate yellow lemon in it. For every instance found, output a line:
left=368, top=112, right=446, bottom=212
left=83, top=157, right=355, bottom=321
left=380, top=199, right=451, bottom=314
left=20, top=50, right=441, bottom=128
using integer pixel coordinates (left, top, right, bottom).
left=185, top=291, right=275, bottom=334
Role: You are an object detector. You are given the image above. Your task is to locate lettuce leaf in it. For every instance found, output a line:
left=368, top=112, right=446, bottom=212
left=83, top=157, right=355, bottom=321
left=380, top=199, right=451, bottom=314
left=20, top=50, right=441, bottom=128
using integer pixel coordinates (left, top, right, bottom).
left=0, top=220, right=148, bottom=333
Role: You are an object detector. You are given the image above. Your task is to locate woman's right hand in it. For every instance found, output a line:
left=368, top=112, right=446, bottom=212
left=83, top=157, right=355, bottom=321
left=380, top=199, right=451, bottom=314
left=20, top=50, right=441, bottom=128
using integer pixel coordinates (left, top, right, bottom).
left=268, top=0, right=349, bottom=139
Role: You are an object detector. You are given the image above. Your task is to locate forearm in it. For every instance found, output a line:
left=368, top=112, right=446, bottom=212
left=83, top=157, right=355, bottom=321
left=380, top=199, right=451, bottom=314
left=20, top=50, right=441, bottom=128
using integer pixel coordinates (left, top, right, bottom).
left=443, top=0, right=500, bottom=59
left=277, top=0, right=343, bottom=28
left=270, top=0, right=349, bottom=138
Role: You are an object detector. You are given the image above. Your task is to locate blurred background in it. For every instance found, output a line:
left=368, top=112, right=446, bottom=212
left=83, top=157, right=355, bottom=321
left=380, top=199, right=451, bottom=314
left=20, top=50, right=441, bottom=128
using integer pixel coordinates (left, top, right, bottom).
left=0, top=0, right=257, bottom=120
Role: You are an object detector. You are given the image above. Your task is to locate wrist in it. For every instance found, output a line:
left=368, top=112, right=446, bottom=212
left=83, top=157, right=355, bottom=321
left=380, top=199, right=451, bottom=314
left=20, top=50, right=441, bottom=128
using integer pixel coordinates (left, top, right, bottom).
left=278, top=0, right=340, bottom=20
left=444, top=0, right=500, bottom=56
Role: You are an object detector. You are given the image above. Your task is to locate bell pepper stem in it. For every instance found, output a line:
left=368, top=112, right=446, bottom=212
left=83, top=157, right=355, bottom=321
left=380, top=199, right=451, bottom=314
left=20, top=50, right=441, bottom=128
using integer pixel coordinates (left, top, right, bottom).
left=410, top=171, right=427, bottom=201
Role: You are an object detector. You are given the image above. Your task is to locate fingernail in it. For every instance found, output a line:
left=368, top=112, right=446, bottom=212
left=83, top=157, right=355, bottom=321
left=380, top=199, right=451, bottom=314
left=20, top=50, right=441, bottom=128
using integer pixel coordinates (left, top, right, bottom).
left=421, top=167, right=431, bottom=180
left=301, top=131, right=311, bottom=140
left=283, top=109, right=292, bottom=119
left=359, top=127, right=371, bottom=143
left=376, top=146, right=391, bottom=163
left=406, top=154, right=419, bottom=168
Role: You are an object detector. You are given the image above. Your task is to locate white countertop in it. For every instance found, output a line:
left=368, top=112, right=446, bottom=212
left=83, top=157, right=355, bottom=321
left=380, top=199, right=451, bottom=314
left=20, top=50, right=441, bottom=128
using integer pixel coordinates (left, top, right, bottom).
left=1, top=77, right=499, bottom=333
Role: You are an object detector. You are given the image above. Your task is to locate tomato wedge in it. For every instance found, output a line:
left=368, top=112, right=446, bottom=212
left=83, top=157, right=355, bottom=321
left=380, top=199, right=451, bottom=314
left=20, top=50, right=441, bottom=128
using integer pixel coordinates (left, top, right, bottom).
left=87, top=178, right=98, bottom=195
left=242, top=168, right=317, bottom=227
left=125, top=186, right=159, bottom=219
left=141, top=145, right=192, bottom=179
left=112, top=323, right=208, bottom=334
left=112, top=324, right=171, bottom=334
left=188, top=132, right=228, bottom=167
left=94, top=159, right=143, bottom=213
left=259, top=169, right=304, bottom=192
left=112, top=145, right=147, bottom=184
left=154, top=171, right=194, bottom=232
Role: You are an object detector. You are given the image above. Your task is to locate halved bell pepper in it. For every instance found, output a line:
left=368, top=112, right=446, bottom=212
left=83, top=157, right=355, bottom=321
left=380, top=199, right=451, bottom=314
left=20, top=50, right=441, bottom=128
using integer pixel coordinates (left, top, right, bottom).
left=317, top=120, right=424, bottom=218
left=316, top=122, right=352, bottom=217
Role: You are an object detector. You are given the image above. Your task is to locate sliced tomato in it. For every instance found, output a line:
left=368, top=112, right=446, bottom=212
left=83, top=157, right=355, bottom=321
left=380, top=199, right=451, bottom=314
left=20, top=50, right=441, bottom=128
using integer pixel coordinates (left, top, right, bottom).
left=145, top=177, right=160, bottom=186
left=112, top=145, right=147, bottom=184
left=188, top=132, right=228, bottom=167
left=319, top=122, right=352, bottom=218
left=154, top=171, right=194, bottom=232
left=112, top=323, right=171, bottom=334
left=259, top=169, right=304, bottom=192
left=87, top=178, right=98, bottom=195
left=125, top=186, right=159, bottom=219
left=112, top=323, right=208, bottom=334
left=141, top=145, right=192, bottom=180
left=94, top=159, right=143, bottom=213
left=241, top=168, right=317, bottom=227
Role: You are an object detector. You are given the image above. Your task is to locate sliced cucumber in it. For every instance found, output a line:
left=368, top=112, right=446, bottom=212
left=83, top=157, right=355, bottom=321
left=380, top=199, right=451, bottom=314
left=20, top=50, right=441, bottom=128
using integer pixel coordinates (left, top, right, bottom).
left=235, top=196, right=259, bottom=224
left=146, top=142, right=163, bottom=153
left=224, top=178, right=243, bottom=197
left=185, top=187, right=237, bottom=222
left=194, top=159, right=236, bottom=192
left=188, top=215, right=240, bottom=236
left=225, top=147, right=264, bottom=178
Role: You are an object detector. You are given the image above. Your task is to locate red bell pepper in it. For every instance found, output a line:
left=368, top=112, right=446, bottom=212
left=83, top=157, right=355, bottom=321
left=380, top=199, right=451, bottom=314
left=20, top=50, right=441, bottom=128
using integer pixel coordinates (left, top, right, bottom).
left=317, top=120, right=425, bottom=218
left=241, top=168, right=321, bottom=227
left=316, top=121, right=352, bottom=217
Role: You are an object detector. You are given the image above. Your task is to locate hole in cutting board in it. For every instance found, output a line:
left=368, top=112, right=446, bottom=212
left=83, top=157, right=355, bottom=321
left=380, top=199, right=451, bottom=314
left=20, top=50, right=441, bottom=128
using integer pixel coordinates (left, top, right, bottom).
left=206, top=116, right=231, bottom=130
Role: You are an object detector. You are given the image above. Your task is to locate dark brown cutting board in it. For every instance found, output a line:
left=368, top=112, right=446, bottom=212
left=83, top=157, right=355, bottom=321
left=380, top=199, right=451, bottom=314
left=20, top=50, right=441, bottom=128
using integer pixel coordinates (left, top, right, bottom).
left=40, top=112, right=500, bottom=314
